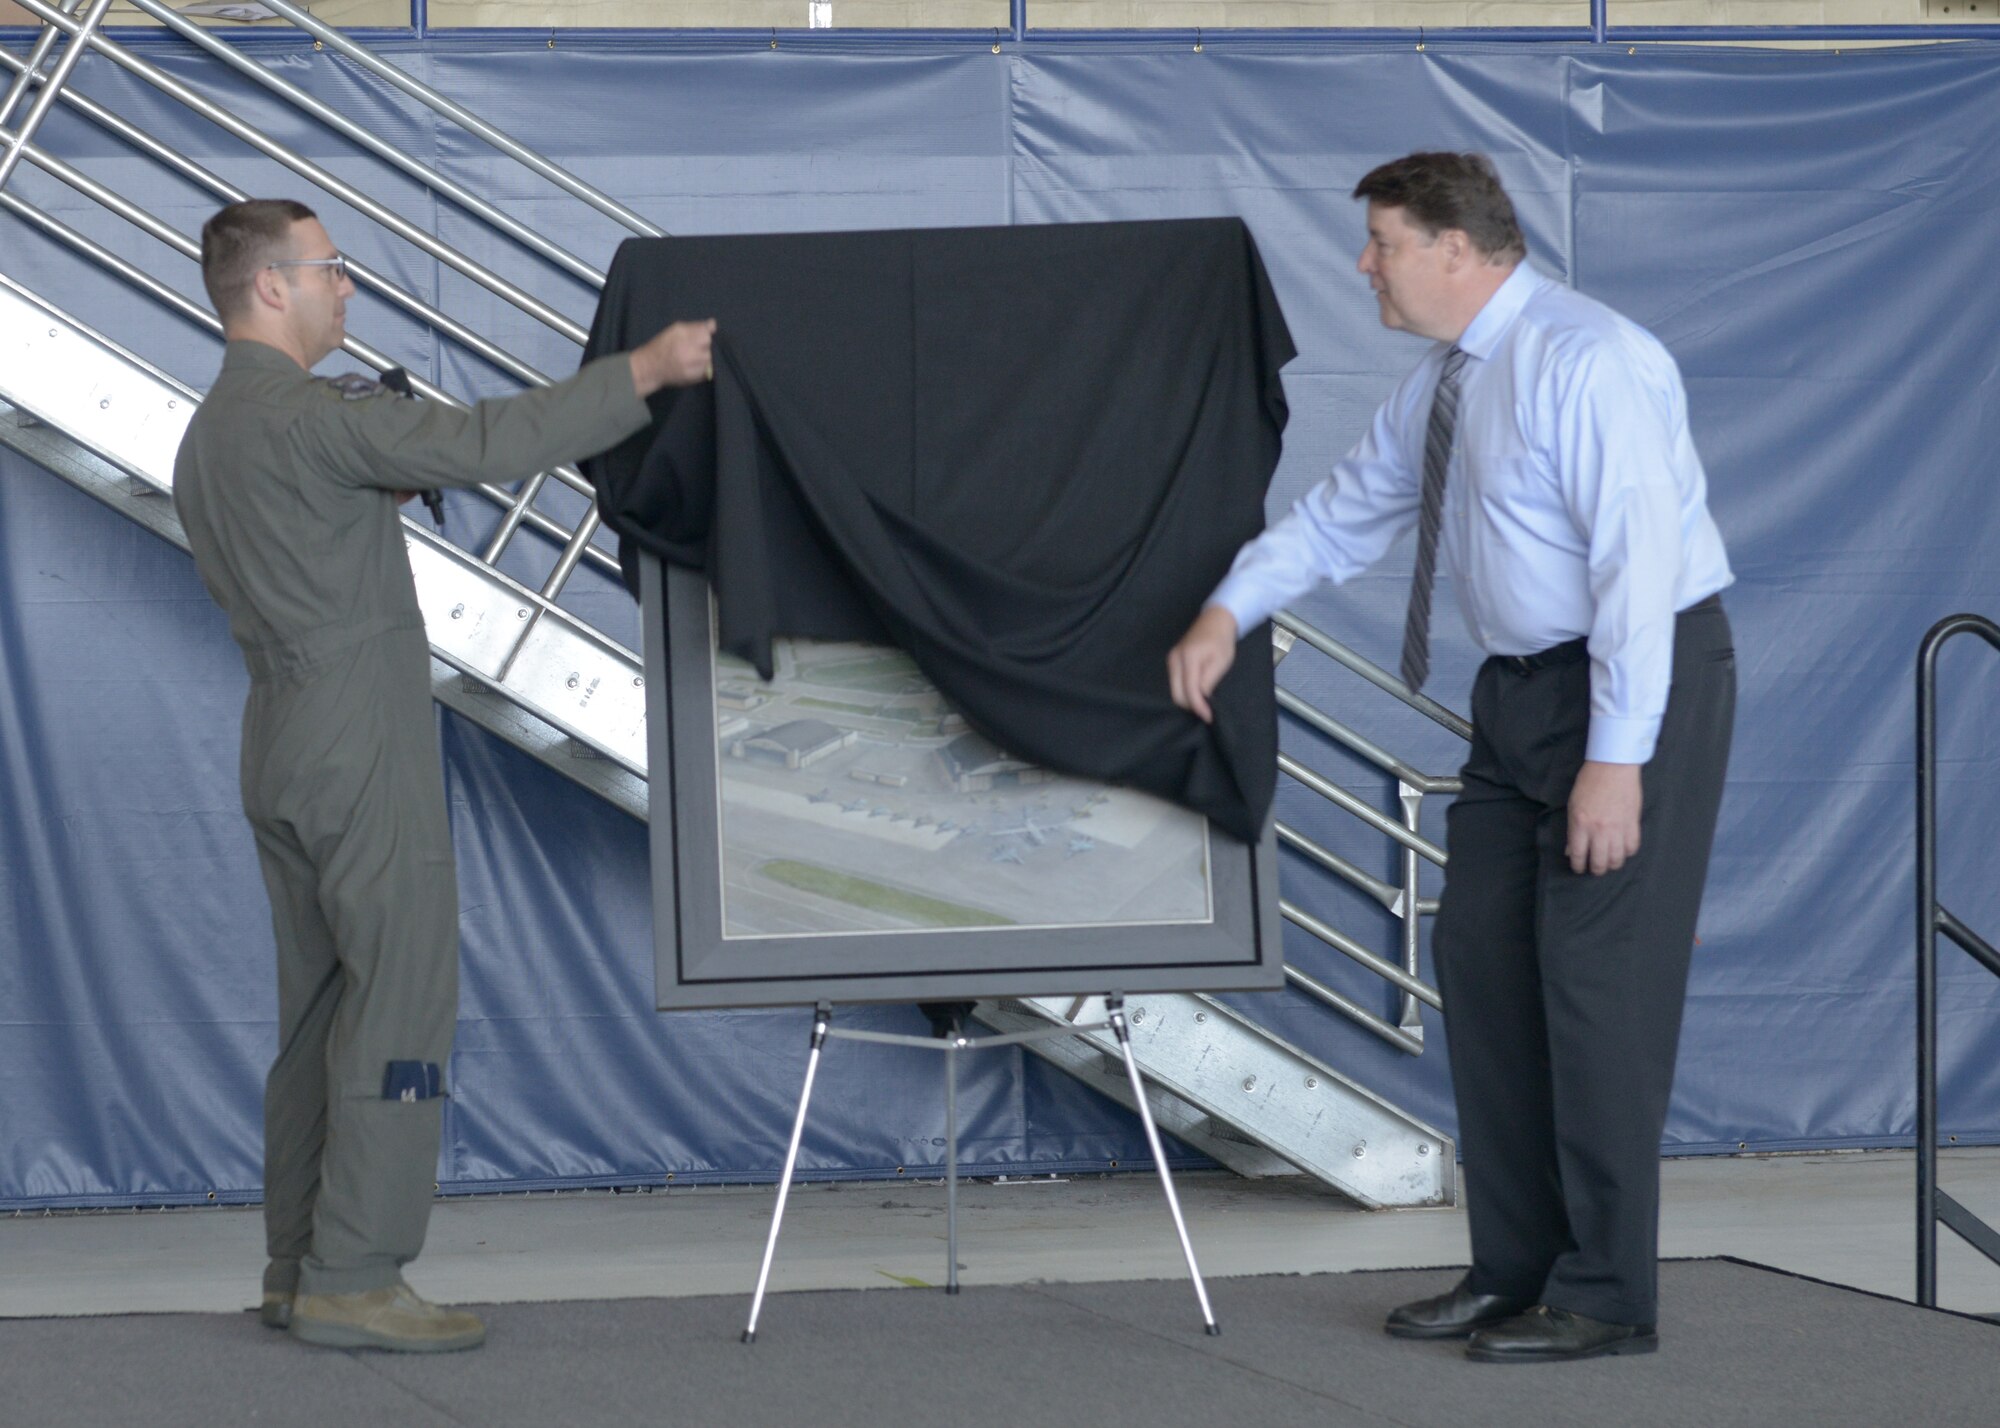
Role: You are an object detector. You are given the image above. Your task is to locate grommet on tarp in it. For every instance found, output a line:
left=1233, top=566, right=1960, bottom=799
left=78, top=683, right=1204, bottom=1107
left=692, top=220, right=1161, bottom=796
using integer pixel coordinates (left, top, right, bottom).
left=770, top=27, right=779, bottom=48
left=1416, top=26, right=1426, bottom=51
left=991, top=27, right=1001, bottom=53
left=1194, top=27, right=1203, bottom=52
left=546, top=30, right=555, bottom=49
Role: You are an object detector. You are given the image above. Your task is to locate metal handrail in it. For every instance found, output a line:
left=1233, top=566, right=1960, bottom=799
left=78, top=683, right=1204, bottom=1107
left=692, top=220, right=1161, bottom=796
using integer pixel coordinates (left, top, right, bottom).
left=123, top=0, right=607, bottom=289
left=0, top=190, right=625, bottom=617
left=0, top=0, right=71, bottom=134
left=1276, top=610, right=1474, bottom=742
left=1282, top=899, right=1440, bottom=1011
left=1279, top=752, right=1446, bottom=865
left=0, top=3, right=666, bottom=592
left=12, top=0, right=588, bottom=345
left=1277, top=819, right=1398, bottom=910
left=1277, top=685, right=1460, bottom=796
left=1283, top=961, right=1422, bottom=1056
left=0, top=0, right=106, bottom=190
left=250, top=0, right=664, bottom=241
left=1915, top=612, right=2000, bottom=1307
left=1267, top=612, right=1466, bottom=1048
left=0, top=50, right=571, bottom=397
left=0, top=117, right=621, bottom=582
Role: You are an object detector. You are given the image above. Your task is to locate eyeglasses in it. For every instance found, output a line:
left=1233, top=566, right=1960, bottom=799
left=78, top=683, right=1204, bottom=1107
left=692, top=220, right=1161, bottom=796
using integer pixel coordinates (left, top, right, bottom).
left=268, top=254, right=348, bottom=281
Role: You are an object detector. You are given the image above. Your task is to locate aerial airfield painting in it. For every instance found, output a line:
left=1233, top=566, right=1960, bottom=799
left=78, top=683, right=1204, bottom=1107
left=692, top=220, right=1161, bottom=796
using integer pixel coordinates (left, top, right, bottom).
left=710, top=638, right=1214, bottom=939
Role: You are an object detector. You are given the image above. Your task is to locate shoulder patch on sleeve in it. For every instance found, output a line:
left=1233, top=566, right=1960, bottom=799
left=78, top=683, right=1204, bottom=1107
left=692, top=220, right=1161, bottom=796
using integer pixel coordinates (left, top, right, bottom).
left=316, top=372, right=385, bottom=401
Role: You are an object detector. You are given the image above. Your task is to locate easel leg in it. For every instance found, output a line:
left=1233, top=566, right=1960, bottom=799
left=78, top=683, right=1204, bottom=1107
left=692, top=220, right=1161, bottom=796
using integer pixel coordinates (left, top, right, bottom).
left=1107, top=994, right=1221, bottom=1336
left=743, top=1002, right=833, bottom=1344
left=945, top=1021, right=961, bottom=1295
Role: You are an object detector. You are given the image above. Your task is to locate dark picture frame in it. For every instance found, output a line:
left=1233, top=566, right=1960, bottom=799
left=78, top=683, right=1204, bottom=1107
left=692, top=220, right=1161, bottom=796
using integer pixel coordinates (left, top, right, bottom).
left=641, top=554, right=1283, bottom=1009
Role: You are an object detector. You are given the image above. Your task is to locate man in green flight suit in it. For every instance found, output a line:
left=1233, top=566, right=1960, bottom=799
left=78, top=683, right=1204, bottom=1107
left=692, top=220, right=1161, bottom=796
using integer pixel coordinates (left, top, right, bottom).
left=174, top=198, right=713, bottom=1353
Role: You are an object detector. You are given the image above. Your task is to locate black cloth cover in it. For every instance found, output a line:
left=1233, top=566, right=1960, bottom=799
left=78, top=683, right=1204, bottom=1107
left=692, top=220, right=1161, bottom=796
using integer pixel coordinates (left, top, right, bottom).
left=582, top=218, right=1293, bottom=844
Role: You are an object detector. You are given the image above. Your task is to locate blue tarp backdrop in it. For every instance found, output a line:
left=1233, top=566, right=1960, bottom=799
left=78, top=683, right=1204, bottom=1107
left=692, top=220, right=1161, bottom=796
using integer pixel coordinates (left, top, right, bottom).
left=4, top=38, right=2000, bottom=1207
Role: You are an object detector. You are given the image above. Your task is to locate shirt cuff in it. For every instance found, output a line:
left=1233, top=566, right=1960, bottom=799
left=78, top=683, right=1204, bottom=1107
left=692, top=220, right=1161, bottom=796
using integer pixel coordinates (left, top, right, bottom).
left=1206, top=578, right=1274, bottom=641
left=1585, top=714, right=1661, bottom=766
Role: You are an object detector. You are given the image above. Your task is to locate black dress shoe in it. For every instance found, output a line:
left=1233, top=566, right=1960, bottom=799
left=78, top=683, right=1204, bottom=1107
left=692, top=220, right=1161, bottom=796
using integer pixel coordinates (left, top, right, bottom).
left=1384, top=1279, right=1535, bottom=1340
left=1465, top=1305, right=1658, bottom=1363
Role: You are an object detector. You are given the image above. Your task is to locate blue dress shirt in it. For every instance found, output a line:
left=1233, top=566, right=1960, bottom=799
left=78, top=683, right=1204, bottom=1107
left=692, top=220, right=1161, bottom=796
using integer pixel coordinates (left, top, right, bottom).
left=1210, top=262, right=1732, bottom=765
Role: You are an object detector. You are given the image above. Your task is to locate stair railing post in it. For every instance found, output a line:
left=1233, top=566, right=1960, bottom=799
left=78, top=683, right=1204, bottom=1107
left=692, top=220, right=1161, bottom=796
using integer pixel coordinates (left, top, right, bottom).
left=1397, top=781, right=1425, bottom=1039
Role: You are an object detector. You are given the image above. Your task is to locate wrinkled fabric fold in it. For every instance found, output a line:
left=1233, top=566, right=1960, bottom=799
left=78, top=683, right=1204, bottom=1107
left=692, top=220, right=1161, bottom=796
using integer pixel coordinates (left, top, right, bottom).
left=584, top=218, right=1293, bottom=844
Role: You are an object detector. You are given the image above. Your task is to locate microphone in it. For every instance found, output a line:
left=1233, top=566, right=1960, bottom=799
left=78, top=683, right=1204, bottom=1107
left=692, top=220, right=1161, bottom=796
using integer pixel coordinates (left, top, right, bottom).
left=380, top=366, right=445, bottom=531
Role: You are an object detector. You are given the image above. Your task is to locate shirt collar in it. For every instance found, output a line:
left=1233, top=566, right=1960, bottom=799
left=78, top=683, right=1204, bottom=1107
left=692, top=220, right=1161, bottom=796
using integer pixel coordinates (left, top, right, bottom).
left=222, top=338, right=310, bottom=376
left=1453, top=261, right=1550, bottom=363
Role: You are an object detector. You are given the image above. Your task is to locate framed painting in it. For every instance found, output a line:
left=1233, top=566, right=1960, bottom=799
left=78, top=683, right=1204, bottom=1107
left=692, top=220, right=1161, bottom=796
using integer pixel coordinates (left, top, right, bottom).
left=641, top=554, right=1282, bottom=1008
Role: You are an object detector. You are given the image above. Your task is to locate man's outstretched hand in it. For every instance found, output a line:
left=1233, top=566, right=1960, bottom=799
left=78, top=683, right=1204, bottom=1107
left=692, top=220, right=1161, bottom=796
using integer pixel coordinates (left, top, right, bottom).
left=1167, top=604, right=1241, bottom=725
left=629, top=318, right=718, bottom=397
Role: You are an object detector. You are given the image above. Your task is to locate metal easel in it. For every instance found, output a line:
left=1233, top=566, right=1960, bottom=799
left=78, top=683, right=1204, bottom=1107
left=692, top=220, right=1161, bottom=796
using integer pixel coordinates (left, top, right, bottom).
left=741, top=995, right=1221, bottom=1343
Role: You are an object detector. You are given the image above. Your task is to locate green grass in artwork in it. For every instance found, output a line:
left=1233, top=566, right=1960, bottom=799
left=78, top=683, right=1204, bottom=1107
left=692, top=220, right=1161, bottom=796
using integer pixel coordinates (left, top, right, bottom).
left=758, top=861, right=1012, bottom=928
left=800, top=655, right=932, bottom=695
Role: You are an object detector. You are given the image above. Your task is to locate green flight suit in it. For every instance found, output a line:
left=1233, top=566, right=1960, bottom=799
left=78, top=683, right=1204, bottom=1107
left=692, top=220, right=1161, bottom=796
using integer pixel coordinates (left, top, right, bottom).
left=173, top=340, right=647, bottom=1296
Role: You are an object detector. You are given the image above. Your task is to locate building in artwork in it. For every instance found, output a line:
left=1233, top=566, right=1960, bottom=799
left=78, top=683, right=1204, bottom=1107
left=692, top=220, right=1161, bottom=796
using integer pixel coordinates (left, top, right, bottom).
left=733, top=718, right=858, bottom=770
left=936, top=733, right=1055, bottom=793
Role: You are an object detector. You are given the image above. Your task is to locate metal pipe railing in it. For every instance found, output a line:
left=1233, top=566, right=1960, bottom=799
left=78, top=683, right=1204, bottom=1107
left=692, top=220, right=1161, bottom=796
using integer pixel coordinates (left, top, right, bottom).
left=1276, top=610, right=1473, bottom=742
left=0, top=120, right=618, bottom=580
left=0, top=45, right=569, bottom=399
left=1266, top=605, right=1470, bottom=1048
left=0, top=0, right=74, bottom=134
left=0, top=38, right=616, bottom=572
left=11, top=0, right=588, bottom=346
left=1276, top=686, right=1458, bottom=795
left=1279, top=752, right=1446, bottom=866
left=1283, top=959, right=1423, bottom=1055
left=3, top=4, right=630, bottom=588
left=252, top=0, right=662, bottom=239
left=1915, top=612, right=2000, bottom=1308
left=1283, top=898, right=1440, bottom=1011
left=0, top=0, right=109, bottom=192
left=1276, top=819, right=1399, bottom=910
left=120, top=0, right=606, bottom=289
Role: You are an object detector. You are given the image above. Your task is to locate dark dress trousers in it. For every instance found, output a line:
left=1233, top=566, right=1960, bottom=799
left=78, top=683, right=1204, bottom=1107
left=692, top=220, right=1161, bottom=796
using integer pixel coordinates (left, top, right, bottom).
left=1437, top=598, right=1735, bottom=1327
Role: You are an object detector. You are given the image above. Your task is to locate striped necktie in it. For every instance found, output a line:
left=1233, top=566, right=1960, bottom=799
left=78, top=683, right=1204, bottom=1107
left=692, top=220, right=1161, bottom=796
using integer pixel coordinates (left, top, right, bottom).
left=1398, top=345, right=1469, bottom=694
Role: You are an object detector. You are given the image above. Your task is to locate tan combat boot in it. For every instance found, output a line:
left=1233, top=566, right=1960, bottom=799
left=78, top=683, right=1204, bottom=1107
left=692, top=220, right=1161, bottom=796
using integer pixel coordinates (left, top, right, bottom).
left=289, top=1280, right=485, bottom=1352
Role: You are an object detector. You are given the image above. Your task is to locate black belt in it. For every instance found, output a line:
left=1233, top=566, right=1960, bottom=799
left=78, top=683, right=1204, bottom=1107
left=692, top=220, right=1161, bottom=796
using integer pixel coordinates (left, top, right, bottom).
left=1498, top=594, right=1722, bottom=676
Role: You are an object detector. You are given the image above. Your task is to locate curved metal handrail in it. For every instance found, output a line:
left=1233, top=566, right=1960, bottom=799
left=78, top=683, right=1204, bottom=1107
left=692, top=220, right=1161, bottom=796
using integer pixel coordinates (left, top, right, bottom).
left=1915, top=612, right=2000, bottom=1306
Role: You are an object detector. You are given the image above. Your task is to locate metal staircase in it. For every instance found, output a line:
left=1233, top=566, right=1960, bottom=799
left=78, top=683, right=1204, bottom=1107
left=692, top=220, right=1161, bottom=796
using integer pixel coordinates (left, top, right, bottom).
left=0, top=4, right=1460, bottom=1207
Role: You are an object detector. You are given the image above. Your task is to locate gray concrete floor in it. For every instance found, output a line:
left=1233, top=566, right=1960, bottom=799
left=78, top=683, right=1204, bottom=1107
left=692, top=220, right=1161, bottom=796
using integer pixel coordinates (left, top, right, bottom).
left=6, top=1148, right=2000, bottom=1320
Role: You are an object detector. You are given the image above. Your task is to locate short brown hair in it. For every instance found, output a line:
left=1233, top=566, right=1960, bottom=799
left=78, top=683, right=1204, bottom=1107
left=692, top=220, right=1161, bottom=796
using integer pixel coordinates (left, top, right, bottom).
left=1352, top=153, right=1526, bottom=263
left=200, top=199, right=317, bottom=321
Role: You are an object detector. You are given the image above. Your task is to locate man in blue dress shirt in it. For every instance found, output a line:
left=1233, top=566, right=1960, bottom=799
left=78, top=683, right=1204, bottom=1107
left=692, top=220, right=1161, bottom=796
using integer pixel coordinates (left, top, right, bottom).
left=1169, top=152, right=1735, bottom=1363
